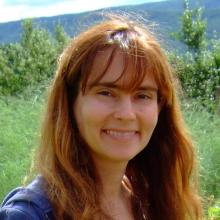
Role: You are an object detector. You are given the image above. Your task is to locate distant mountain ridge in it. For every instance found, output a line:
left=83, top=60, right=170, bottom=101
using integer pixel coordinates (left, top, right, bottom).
left=0, top=0, right=220, bottom=46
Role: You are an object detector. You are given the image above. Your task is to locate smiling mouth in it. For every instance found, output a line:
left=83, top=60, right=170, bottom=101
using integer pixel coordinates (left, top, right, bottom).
left=102, top=129, right=139, bottom=139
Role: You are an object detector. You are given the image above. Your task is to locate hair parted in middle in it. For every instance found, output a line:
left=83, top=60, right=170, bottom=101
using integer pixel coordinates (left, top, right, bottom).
left=36, top=15, right=202, bottom=220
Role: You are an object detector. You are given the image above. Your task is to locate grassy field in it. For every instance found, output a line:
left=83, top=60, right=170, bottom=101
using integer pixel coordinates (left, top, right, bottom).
left=182, top=102, right=220, bottom=200
left=0, top=95, right=43, bottom=202
left=0, top=95, right=220, bottom=218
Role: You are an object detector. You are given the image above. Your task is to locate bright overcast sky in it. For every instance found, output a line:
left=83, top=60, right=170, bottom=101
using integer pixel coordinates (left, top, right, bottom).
left=0, top=0, right=166, bottom=23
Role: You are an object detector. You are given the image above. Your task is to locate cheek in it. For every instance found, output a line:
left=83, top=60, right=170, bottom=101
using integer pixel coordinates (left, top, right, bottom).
left=75, top=98, right=111, bottom=132
left=140, top=103, right=159, bottom=128
left=87, top=100, right=110, bottom=120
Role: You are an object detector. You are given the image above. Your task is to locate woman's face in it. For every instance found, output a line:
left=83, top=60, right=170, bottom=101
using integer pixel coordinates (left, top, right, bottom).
left=74, top=48, right=159, bottom=164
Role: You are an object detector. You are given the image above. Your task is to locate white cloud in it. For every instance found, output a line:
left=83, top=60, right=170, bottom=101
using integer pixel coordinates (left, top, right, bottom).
left=0, top=0, right=121, bottom=23
left=5, top=0, right=72, bottom=7
left=0, top=2, right=28, bottom=22
left=0, top=0, right=164, bottom=23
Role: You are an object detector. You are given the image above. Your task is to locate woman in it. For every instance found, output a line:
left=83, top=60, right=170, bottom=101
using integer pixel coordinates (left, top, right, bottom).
left=0, top=16, right=202, bottom=220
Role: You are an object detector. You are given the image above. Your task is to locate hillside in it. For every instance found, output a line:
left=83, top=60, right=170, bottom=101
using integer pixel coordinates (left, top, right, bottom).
left=0, top=0, right=219, bottom=47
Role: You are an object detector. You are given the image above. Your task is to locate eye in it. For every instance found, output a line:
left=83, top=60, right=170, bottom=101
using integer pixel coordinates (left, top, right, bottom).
left=97, top=90, right=114, bottom=97
left=136, top=93, right=152, bottom=100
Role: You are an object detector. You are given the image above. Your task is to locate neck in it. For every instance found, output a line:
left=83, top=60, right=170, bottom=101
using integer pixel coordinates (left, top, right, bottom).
left=92, top=157, right=134, bottom=219
left=93, top=156, right=128, bottom=199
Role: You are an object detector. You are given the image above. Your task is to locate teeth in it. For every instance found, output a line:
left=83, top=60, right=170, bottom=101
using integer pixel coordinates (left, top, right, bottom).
left=104, top=130, right=136, bottom=138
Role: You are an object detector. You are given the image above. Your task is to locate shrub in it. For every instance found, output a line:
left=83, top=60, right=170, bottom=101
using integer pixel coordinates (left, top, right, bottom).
left=0, top=19, right=69, bottom=96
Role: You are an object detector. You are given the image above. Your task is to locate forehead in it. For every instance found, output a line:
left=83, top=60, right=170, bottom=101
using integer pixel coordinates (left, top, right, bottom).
left=86, top=47, right=158, bottom=90
left=90, top=48, right=125, bottom=81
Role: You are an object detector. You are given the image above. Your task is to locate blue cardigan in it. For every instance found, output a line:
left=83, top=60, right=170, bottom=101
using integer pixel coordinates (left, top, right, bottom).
left=0, top=176, right=54, bottom=220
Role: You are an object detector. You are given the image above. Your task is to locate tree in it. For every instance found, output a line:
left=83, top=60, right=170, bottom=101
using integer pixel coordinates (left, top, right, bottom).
left=20, top=19, right=58, bottom=85
left=0, top=43, right=26, bottom=95
left=21, top=19, right=34, bottom=49
left=54, top=23, right=70, bottom=53
left=178, top=0, right=207, bottom=54
left=0, top=19, right=58, bottom=96
left=0, top=19, right=70, bottom=96
left=172, top=0, right=220, bottom=111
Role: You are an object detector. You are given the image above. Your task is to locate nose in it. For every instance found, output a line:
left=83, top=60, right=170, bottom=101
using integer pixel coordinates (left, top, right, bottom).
left=113, top=96, right=136, bottom=121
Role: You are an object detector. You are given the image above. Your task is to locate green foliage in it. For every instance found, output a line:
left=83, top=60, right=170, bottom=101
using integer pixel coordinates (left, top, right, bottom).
left=54, top=23, right=70, bottom=53
left=212, top=33, right=220, bottom=69
left=0, top=19, right=69, bottom=96
left=171, top=0, right=220, bottom=111
left=0, top=43, right=25, bottom=95
left=208, top=203, right=220, bottom=220
left=20, top=20, right=57, bottom=82
left=179, top=0, right=207, bottom=53
left=207, top=198, right=220, bottom=220
left=170, top=46, right=220, bottom=110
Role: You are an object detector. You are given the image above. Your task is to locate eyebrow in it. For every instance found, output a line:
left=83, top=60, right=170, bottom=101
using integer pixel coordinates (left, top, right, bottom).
left=88, top=82, right=158, bottom=92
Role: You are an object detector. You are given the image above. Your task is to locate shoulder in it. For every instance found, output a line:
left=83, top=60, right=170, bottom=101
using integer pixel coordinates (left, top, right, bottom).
left=0, top=175, right=53, bottom=220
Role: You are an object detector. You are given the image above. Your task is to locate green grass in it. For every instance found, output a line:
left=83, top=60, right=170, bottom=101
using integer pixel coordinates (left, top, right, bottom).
left=182, top=101, right=220, bottom=218
left=0, top=96, right=220, bottom=218
left=0, top=95, right=43, bottom=202
left=183, top=102, right=220, bottom=200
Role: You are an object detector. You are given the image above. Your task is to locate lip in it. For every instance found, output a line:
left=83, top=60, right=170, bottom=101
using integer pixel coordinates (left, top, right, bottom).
left=102, top=129, right=138, bottom=133
left=102, top=129, right=139, bottom=140
left=102, top=128, right=139, bottom=132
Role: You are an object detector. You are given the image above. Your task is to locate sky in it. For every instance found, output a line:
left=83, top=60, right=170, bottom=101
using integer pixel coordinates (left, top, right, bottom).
left=0, top=0, right=166, bottom=23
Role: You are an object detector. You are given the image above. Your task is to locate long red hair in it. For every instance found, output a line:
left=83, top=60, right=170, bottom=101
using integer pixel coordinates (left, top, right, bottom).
left=36, top=16, right=202, bottom=219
